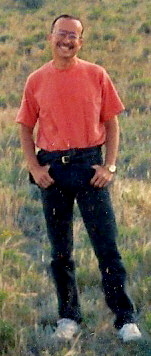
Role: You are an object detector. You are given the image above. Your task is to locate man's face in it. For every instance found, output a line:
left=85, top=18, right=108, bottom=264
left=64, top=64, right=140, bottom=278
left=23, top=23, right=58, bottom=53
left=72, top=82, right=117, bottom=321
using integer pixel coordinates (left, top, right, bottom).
left=50, top=18, right=83, bottom=60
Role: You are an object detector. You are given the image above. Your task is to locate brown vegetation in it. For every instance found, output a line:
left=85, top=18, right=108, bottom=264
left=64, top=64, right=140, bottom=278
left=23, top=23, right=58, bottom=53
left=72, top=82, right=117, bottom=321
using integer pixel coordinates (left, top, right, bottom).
left=0, top=0, right=151, bottom=354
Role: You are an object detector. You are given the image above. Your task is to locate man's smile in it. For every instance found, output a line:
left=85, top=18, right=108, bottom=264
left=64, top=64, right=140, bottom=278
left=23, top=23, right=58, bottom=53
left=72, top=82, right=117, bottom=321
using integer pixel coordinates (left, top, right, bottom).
left=57, top=42, right=75, bottom=50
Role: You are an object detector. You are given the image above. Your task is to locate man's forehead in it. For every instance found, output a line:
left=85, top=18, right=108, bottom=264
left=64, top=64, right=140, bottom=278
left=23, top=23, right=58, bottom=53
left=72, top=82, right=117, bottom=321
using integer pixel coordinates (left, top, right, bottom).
left=54, top=18, right=82, bottom=32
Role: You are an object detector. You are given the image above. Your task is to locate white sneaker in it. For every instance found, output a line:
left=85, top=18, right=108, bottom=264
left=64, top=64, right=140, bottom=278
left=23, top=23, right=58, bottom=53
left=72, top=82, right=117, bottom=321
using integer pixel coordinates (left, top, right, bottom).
left=53, top=318, right=79, bottom=340
left=118, top=323, right=142, bottom=342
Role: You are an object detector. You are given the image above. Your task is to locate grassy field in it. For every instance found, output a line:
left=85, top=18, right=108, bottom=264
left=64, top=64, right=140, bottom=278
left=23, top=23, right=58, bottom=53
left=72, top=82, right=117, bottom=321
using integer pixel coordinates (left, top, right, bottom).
left=0, top=0, right=151, bottom=354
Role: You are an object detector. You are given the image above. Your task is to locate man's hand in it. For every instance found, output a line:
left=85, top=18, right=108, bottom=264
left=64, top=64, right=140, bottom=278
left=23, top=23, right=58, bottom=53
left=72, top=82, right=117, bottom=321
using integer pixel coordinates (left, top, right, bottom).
left=30, top=164, right=54, bottom=188
left=19, top=124, right=54, bottom=188
left=90, top=165, right=114, bottom=188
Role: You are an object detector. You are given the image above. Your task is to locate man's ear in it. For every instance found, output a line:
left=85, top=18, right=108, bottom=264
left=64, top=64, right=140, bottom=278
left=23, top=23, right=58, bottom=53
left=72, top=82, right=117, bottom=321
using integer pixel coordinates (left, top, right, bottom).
left=47, top=34, right=52, bottom=42
left=79, top=37, right=83, bottom=49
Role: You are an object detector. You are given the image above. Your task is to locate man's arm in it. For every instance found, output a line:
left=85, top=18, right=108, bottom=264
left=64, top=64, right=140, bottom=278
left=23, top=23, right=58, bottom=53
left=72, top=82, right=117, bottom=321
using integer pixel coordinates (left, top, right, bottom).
left=104, top=115, right=119, bottom=166
left=90, top=116, right=119, bottom=187
left=19, top=124, right=54, bottom=188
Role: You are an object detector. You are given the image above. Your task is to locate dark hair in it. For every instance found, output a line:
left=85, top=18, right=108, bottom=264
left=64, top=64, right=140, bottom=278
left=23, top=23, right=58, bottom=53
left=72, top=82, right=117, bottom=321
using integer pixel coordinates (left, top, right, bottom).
left=50, top=14, right=84, bottom=36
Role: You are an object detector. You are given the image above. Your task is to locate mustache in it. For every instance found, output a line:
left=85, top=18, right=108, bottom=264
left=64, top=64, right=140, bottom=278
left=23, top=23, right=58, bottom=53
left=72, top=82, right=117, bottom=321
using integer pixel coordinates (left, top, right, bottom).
left=57, top=42, right=74, bottom=50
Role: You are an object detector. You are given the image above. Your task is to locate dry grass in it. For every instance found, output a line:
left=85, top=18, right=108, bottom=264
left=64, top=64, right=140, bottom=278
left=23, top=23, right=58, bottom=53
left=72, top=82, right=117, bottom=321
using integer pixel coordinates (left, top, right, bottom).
left=1, top=177, right=151, bottom=355
left=111, top=178, right=151, bottom=234
left=0, top=0, right=151, bottom=354
left=0, top=112, right=151, bottom=355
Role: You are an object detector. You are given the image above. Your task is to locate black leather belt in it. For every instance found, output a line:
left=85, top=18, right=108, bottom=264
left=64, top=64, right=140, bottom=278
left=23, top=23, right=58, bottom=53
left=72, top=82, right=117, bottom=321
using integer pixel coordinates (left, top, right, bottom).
left=54, top=155, right=84, bottom=164
left=38, top=145, right=102, bottom=165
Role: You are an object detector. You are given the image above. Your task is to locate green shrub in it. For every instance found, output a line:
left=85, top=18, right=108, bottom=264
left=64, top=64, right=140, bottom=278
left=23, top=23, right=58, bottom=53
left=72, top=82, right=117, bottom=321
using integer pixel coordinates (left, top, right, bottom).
left=17, top=199, right=44, bottom=238
left=129, top=77, right=151, bottom=90
left=90, top=32, right=100, bottom=41
left=0, top=19, right=7, bottom=29
left=8, top=92, right=20, bottom=107
left=103, top=33, right=116, bottom=41
left=122, top=0, right=138, bottom=7
left=77, top=264, right=100, bottom=291
left=142, top=48, right=151, bottom=58
left=0, top=291, right=8, bottom=310
left=88, top=8, right=102, bottom=21
left=37, top=42, right=45, bottom=50
left=18, top=31, right=46, bottom=51
left=0, top=124, right=20, bottom=151
left=0, top=34, right=13, bottom=43
left=138, top=22, right=151, bottom=34
left=145, top=311, right=151, bottom=333
left=127, top=157, right=151, bottom=180
left=20, top=0, right=43, bottom=9
left=0, top=58, right=9, bottom=71
left=32, top=31, right=46, bottom=42
left=127, top=35, right=139, bottom=43
left=0, top=96, right=7, bottom=109
left=118, top=225, right=141, bottom=245
left=0, top=319, right=15, bottom=352
left=0, top=148, right=26, bottom=187
left=27, top=325, right=54, bottom=353
left=128, top=68, right=144, bottom=80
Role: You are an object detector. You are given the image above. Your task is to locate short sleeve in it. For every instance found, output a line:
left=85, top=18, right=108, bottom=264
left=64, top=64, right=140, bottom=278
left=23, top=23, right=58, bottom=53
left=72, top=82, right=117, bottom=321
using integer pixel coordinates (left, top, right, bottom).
left=100, top=68, right=125, bottom=122
left=16, top=76, right=39, bottom=128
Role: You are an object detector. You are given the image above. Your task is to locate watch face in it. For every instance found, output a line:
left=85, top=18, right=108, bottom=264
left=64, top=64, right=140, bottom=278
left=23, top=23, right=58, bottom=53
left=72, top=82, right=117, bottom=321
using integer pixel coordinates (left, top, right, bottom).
left=109, top=165, right=116, bottom=173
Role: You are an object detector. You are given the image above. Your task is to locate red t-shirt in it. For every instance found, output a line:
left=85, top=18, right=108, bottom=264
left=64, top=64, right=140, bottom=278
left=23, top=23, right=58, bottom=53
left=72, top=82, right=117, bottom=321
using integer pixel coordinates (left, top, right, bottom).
left=16, top=58, right=125, bottom=151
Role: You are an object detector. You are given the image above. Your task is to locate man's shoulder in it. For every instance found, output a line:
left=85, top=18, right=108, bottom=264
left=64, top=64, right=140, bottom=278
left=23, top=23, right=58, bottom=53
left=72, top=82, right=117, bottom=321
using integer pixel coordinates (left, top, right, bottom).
left=27, top=61, right=53, bottom=83
left=78, top=58, right=105, bottom=73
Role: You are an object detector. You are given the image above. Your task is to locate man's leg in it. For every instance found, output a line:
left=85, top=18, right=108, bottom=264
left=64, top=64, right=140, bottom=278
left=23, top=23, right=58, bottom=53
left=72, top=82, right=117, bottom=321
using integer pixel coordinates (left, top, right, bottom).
left=76, top=185, right=135, bottom=329
left=40, top=185, right=82, bottom=323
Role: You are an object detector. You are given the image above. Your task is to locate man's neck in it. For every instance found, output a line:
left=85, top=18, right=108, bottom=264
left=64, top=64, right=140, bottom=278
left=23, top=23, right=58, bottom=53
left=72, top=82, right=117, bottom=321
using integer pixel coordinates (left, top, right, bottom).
left=52, top=56, right=77, bottom=70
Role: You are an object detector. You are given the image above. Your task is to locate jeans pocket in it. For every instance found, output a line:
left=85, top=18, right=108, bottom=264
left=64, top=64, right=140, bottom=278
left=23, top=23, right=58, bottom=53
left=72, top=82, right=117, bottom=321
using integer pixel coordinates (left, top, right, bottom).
left=70, top=165, right=95, bottom=188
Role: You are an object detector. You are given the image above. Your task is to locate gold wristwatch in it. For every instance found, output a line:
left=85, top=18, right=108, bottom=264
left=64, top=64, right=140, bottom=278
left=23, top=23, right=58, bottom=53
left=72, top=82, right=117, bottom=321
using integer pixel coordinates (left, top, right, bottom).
left=105, top=164, right=117, bottom=173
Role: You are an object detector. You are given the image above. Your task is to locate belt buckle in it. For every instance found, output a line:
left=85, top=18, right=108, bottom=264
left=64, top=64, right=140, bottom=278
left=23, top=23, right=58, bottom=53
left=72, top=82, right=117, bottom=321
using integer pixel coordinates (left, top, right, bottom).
left=61, top=155, right=70, bottom=164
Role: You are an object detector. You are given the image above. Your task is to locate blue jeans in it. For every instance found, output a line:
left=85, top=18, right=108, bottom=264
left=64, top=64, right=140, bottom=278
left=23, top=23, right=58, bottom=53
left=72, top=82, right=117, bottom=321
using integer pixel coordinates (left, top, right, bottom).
left=37, top=146, right=135, bottom=329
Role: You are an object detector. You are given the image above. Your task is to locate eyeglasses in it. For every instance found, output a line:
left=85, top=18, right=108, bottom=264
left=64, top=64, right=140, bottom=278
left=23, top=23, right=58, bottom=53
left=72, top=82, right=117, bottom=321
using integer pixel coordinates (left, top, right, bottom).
left=52, top=30, right=82, bottom=40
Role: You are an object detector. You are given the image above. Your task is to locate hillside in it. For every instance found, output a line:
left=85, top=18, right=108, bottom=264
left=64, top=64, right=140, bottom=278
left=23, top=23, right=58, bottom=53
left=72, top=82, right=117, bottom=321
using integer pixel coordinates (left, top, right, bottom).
left=0, top=0, right=151, bottom=179
left=0, top=0, right=151, bottom=110
left=0, top=0, right=151, bottom=355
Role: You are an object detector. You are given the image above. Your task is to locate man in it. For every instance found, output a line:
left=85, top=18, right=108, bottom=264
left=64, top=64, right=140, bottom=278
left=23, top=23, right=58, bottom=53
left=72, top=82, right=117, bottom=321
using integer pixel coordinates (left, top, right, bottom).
left=16, top=14, right=141, bottom=342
